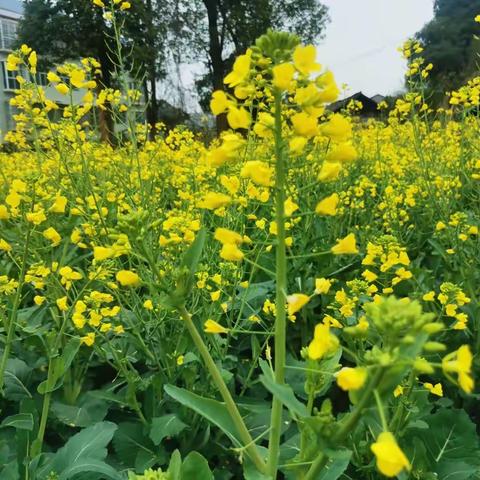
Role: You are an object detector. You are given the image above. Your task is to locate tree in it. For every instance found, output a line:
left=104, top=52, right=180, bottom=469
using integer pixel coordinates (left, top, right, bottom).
left=167, top=0, right=329, bottom=131
left=17, top=0, right=166, bottom=138
left=416, top=0, right=480, bottom=100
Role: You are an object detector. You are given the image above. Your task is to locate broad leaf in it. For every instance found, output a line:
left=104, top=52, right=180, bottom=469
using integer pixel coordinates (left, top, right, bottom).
left=59, top=459, right=121, bottom=480
left=36, top=421, right=120, bottom=479
left=0, top=414, right=33, bottom=431
left=164, top=385, right=241, bottom=445
left=149, top=414, right=187, bottom=446
left=180, top=451, right=213, bottom=480
left=259, top=360, right=307, bottom=417
left=406, top=408, right=480, bottom=480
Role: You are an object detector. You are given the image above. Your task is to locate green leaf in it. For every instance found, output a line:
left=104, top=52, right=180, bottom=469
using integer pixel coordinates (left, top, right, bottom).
left=0, top=414, right=33, bottom=431
left=182, top=228, right=206, bottom=275
left=3, top=358, right=32, bottom=401
left=167, top=450, right=182, bottom=480
left=317, top=451, right=352, bottom=480
left=38, top=339, right=81, bottom=394
left=180, top=451, right=213, bottom=480
left=51, top=393, right=109, bottom=427
left=164, top=385, right=241, bottom=446
left=406, top=408, right=480, bottom=480
left=259, top=360, right=307, bottom=417
left=149, top=414, right=187, bottom=446
left=113, top=422, right=158, bottom=469
left=36, top=421, right=119, bottom=479
left=58, top=459, right=121, bottom=480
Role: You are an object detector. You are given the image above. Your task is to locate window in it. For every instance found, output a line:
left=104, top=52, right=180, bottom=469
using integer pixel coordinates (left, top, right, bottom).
left=1, top=61, right=20, bottom=90
left=0, top=19, right=17, bottom=50
left=35, top=72, right=48, bottom=86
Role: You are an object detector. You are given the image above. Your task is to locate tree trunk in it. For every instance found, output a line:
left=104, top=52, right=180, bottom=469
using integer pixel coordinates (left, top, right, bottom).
left=97, top=48, right=114, bottom=145
left=145, top=0, right=158, bottom=139
left=203, top=0, right=228, bottom=133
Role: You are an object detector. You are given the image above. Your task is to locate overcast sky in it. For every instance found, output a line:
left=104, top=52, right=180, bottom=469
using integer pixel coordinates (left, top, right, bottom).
left=317, top=0, right=435, bottom=98
left=171, top=0, right=435, bottom=111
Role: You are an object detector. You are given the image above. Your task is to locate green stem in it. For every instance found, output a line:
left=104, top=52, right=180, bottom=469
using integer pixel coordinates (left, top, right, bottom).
left=31, top=357, right=56, bottom=457
left=178, top=305, right=267, bottom=474
left=267, top=90, right=288, bottom=478
left=303, top=368, right=385, bottom=480
left=0, top=226, right=32, bottom=393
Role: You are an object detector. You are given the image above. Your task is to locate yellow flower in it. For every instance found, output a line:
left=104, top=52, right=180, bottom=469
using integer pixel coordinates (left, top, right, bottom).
left=93, top=246, right=115, bottom=261
left=371, top=432, right=411, bottom=477
left=424, top=382, right=443, bottom=397
left=220, top=243, right=244, bottom=262
left=362, top=269, right=377, bottom=282
left=227, top=106, right=251, bottom=130
left=240, top=161, right=274, bottom=186
left=0, top=238, right=12, bottom=252
left=26, top=210, right=47, bottom=225
left=204, top=319, right=229, bottom=334
left=321, top=114, right=352, bottom=142
left=197, top=192, right=231, bottom=210
left=81, top=332, right=95, bottom=347
left=293, top=44, right=320, bottom=76
left=210, top=90, right=229, bottom=115
left=423, top=291, right=435, bottom=302
left=393, top=385, right=404, bottom=397
left=210, top=290, right=221, bottom=301
left=272, top=62, right=295, bottom=91
left=92, top=0, right=105, bottom=7
left=55, top=83, right=70, bottom=95
left=120, top=1, right=131, bottom=9
left=475, top=14, right=480, bottom=22
left=28, top=51, right=37, bottom=73
left=287, top=293, right=310, bottom=315
left=336, top=367, right=367, bottom=391
left=331, top=233, right=359, bottom=255
left=318, top=162, right=342, bottom=181
left=314, top=277, right=331, bottom=294
left=56, top=296, right=68, bottom=312
left=42, top=227, right=61, bottom=246
left=214, top=228, right=243, bottom=245
left=0, top=205, right=9, bottom=220
left=224, top=51, right=251, bottom=87
left=284, top=197, right=299, bottom=217
left=325, top=143, right=357, bottom=163
left=114, top=325, right=125, bottom=334
left=34, top=295, right=46, bottom=306
left=442, top=345, right=474, bottom=393
left=143, top=299, right=154, bottom=310
left=116, top=270, right=141, bottom=287
left=307, top=324, right=339, bottom=360
left=177, top=355, right=184, bottom=366
left=291, top=112, right=318, bottom=138
left=315, top=193, right=339, bottom=216
left=50, top=195, right=67, bottom=213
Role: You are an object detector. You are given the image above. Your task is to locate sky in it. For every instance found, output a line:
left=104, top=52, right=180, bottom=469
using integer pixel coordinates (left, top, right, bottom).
left=167, top=0, right=435, bottom=111
left=317, top=0, right=435, bottom=98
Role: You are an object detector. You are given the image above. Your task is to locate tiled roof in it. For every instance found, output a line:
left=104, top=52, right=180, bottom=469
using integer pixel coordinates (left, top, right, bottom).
left=0, top=0, right=23, bottom=15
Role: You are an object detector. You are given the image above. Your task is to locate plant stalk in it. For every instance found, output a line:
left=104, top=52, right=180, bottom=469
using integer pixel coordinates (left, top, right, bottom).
left=303, top=368, right=385, bottom=480
left=267, top=90, right=288, bottom=478
left=178, top=305, right=267, bottom=474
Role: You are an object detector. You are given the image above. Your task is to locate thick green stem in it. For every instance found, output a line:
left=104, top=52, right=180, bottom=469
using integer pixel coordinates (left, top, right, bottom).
left=178, top=305, right=267, bottom=474
left=31, top=357, right=56, bottom=457
left=303, top=368, right=385, bottom=480
left=0, top=226, right=31, bottom=393
left=267, top=91, right=288, bottom=478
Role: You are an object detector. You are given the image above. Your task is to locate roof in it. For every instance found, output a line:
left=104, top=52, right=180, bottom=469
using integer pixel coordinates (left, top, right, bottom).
left=0, top=0, right=23, bottom=15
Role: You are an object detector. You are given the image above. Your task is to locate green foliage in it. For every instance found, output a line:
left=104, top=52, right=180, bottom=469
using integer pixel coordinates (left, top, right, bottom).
left=35, top=422, right=121, bottom=480
left=416, top=0, right=480, bottom=99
